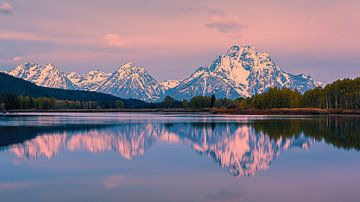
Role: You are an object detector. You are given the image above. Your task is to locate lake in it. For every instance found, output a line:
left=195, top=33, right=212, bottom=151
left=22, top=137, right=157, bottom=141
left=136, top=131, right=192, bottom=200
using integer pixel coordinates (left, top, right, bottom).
left=0, top=113, right=359, bottom=202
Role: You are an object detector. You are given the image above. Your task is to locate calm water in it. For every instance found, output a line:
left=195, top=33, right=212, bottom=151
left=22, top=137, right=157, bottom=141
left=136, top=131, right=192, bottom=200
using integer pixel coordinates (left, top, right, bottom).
left=0, top=113, right=359, bottom=202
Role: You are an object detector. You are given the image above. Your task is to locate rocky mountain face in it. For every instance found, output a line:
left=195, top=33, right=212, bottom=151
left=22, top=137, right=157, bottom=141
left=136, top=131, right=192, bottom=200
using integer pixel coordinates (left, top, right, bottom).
left=8, top=63, right=75, bottom=89
left=4, top=45, right=321, bottom=102
left=160, top=80, right=181, bottom=91
left=7, top=62, right=164, bottom=102
left=96, top=62, right=164, bottom=102
left=168, top=45, right=320, bottom=100
left=66, top=70, right=110, bottom=91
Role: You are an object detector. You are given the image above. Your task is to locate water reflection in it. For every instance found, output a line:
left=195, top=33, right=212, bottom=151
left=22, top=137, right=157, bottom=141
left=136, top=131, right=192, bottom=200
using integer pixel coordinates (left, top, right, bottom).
left=0, top=114, right=359, bottom=177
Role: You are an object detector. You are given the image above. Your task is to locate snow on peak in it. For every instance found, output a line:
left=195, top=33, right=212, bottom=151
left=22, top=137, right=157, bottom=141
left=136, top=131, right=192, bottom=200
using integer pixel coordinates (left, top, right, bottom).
left=9, top=62, right=75, bottom=89
left=97, top=62, right=164, bottom=102
left=5, top=45, right=320, bottom=102
left=44, top=63, right=56, bottom=69
left=118, top=62, right=135, bottom=70
left=9, top=63, right=42, bottom=79
left=160, top=79, right=181, bottom=90
left=66, top=72, right=81, bottom=80
left=168, top=45, right=319, bottom=100
left=66, top=70, right=110, bottom=91
left=83, top=70, right=109, bottom=79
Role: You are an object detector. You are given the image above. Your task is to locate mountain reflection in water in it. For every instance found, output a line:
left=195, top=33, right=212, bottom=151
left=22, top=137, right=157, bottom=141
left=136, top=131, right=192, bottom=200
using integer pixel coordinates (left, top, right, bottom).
left=0, top=114, right=359, bottom=177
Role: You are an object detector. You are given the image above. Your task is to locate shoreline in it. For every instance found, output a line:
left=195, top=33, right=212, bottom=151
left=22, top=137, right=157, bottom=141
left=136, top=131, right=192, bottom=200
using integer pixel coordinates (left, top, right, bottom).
left=7, top=108, right=211, bottom=113
left=211, top=108, right=360, bottom=115
left=6, top=108, right=360, bottom=115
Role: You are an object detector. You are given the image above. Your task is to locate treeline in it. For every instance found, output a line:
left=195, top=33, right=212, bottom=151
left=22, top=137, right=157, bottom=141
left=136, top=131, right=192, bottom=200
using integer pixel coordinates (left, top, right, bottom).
left=160, top=95, right=239, bottom=109
left=247, top=77, right=359, bottom=109
left=1, top=75, right=359, bottom=110
left=0, top=93, right=125, bottom=110
left=178, top=77, right=359, bottom=110
left=313, top=77, right=359, bottom=109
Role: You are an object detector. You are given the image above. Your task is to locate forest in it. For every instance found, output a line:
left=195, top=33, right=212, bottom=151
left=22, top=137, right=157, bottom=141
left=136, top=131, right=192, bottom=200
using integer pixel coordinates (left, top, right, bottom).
left=176, top=77, right=359, bottom=110
left=249, top=77, right=360, bottom=109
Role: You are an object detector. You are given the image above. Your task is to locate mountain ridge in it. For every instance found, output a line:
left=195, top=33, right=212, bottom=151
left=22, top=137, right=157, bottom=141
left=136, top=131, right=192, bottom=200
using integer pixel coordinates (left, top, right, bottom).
left=168, top=45, right=320, bottom=100
left=0, top=72, right=152, bottom=108
left=4, top=45, right=321, bottom=102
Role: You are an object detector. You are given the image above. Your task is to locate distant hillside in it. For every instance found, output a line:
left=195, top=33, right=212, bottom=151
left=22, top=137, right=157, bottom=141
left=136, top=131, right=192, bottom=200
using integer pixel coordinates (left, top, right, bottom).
left=0, top=73, right=151, bottom=108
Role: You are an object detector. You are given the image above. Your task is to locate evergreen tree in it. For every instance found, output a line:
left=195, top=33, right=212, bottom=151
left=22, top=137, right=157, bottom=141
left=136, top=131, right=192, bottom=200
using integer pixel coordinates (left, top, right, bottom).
left=210, top=94, right=216, bottom=108
left=115, top=100, right=124, bottom=109
left=163, top=96, right=175, bottom=108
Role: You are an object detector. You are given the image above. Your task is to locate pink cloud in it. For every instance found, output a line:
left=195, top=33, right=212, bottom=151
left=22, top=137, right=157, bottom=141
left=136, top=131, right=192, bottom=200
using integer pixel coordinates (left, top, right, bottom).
left=103, top=33, right=126, bottom=48
left=0, top=30, right=128, bottom=49
left=206, top=15, right=246, bottom=34
left=12, top=56, right=25, bottom=62
left=0, top=2, right=13, bottom=15
left=103, top=175, right=126, bottom=189
left=0, top=30, right=42, bottom=41
left=0, top=181, right=35, bottom=190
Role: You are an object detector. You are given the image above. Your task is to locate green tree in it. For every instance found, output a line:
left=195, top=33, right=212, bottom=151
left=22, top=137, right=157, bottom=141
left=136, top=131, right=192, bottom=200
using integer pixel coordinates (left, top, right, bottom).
left=210, top=94, right=216, bottom=108
left=115, top=100, right=125, bottom=109
left=302, top=87, right=322, bottom=108
left=181, top=100, right=189, bottom=109
left=163, top=96, right=175, bottom=108
left=189, top=96, right=211, bottom=109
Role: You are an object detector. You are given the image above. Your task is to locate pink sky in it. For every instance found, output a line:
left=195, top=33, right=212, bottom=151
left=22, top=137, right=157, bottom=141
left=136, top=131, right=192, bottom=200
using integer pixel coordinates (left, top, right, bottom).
left=0, top=0, right=359, bottom=82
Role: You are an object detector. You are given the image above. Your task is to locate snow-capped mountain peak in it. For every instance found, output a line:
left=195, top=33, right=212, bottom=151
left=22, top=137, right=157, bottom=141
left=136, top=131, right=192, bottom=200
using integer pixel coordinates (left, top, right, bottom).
left=4, top=45, right=320, bottom=102
left=66, top=72, right=82, bottom=83
left=66, top=70, right=110, bottom=91
left=116, top=62, right=146, bottom=76
left=160, top=79, right=181, bottom=90
left=168, top=45, right=320, bottom=100
left=119, top=61, right=134, bottom=69
left=9, top=62, right=75, bottom=89
left=9, top=62, right=41, bottom=79
left=96, top=62, right=165, bottom=102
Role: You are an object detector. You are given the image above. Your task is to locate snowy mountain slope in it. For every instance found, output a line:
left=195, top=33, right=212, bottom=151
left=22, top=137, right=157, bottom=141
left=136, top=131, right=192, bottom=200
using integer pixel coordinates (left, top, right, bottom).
left=8, top=63, right=76, bottom=89
left=160, top=79, right=181, bottom=90
left=66, top=72, right=82, bottom=84
left=4, top=45, right=321, bottom=102
left=7, top=62, right=164, bottom=102
left=66, top=70, right=110, bottom=91
left=96, top=62, right=165, bottom=102
left=168, top=45, right=320, bottom=100
left=167, top=66, right=247, bottom=100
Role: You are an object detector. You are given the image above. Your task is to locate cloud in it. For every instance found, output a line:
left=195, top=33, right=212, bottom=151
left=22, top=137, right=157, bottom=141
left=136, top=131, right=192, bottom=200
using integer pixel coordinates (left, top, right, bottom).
left=0, top=30, right=126, bottom=49
left=103, top=33, right=126, bottom=48
left=0, top=2, right=14, bottom=15
left=103, top=175, right=126, bottom=189
left=0, top=30, right=46, bottom=42
left=13, top=56, right=25, bottom=62
left=205, top=189, right=247, bottom=201
left=207, top=8, right=225, bottom=16
left=0, top=181, right=35, bottom=190
left=206, top=15, right=246, bottom=34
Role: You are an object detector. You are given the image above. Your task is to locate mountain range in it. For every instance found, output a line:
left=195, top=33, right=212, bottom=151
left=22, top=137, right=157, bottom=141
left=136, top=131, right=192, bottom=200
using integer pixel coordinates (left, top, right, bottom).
left=0, top=72, right=151, bottom=108
left=5, top=45, right=321, bottom=102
